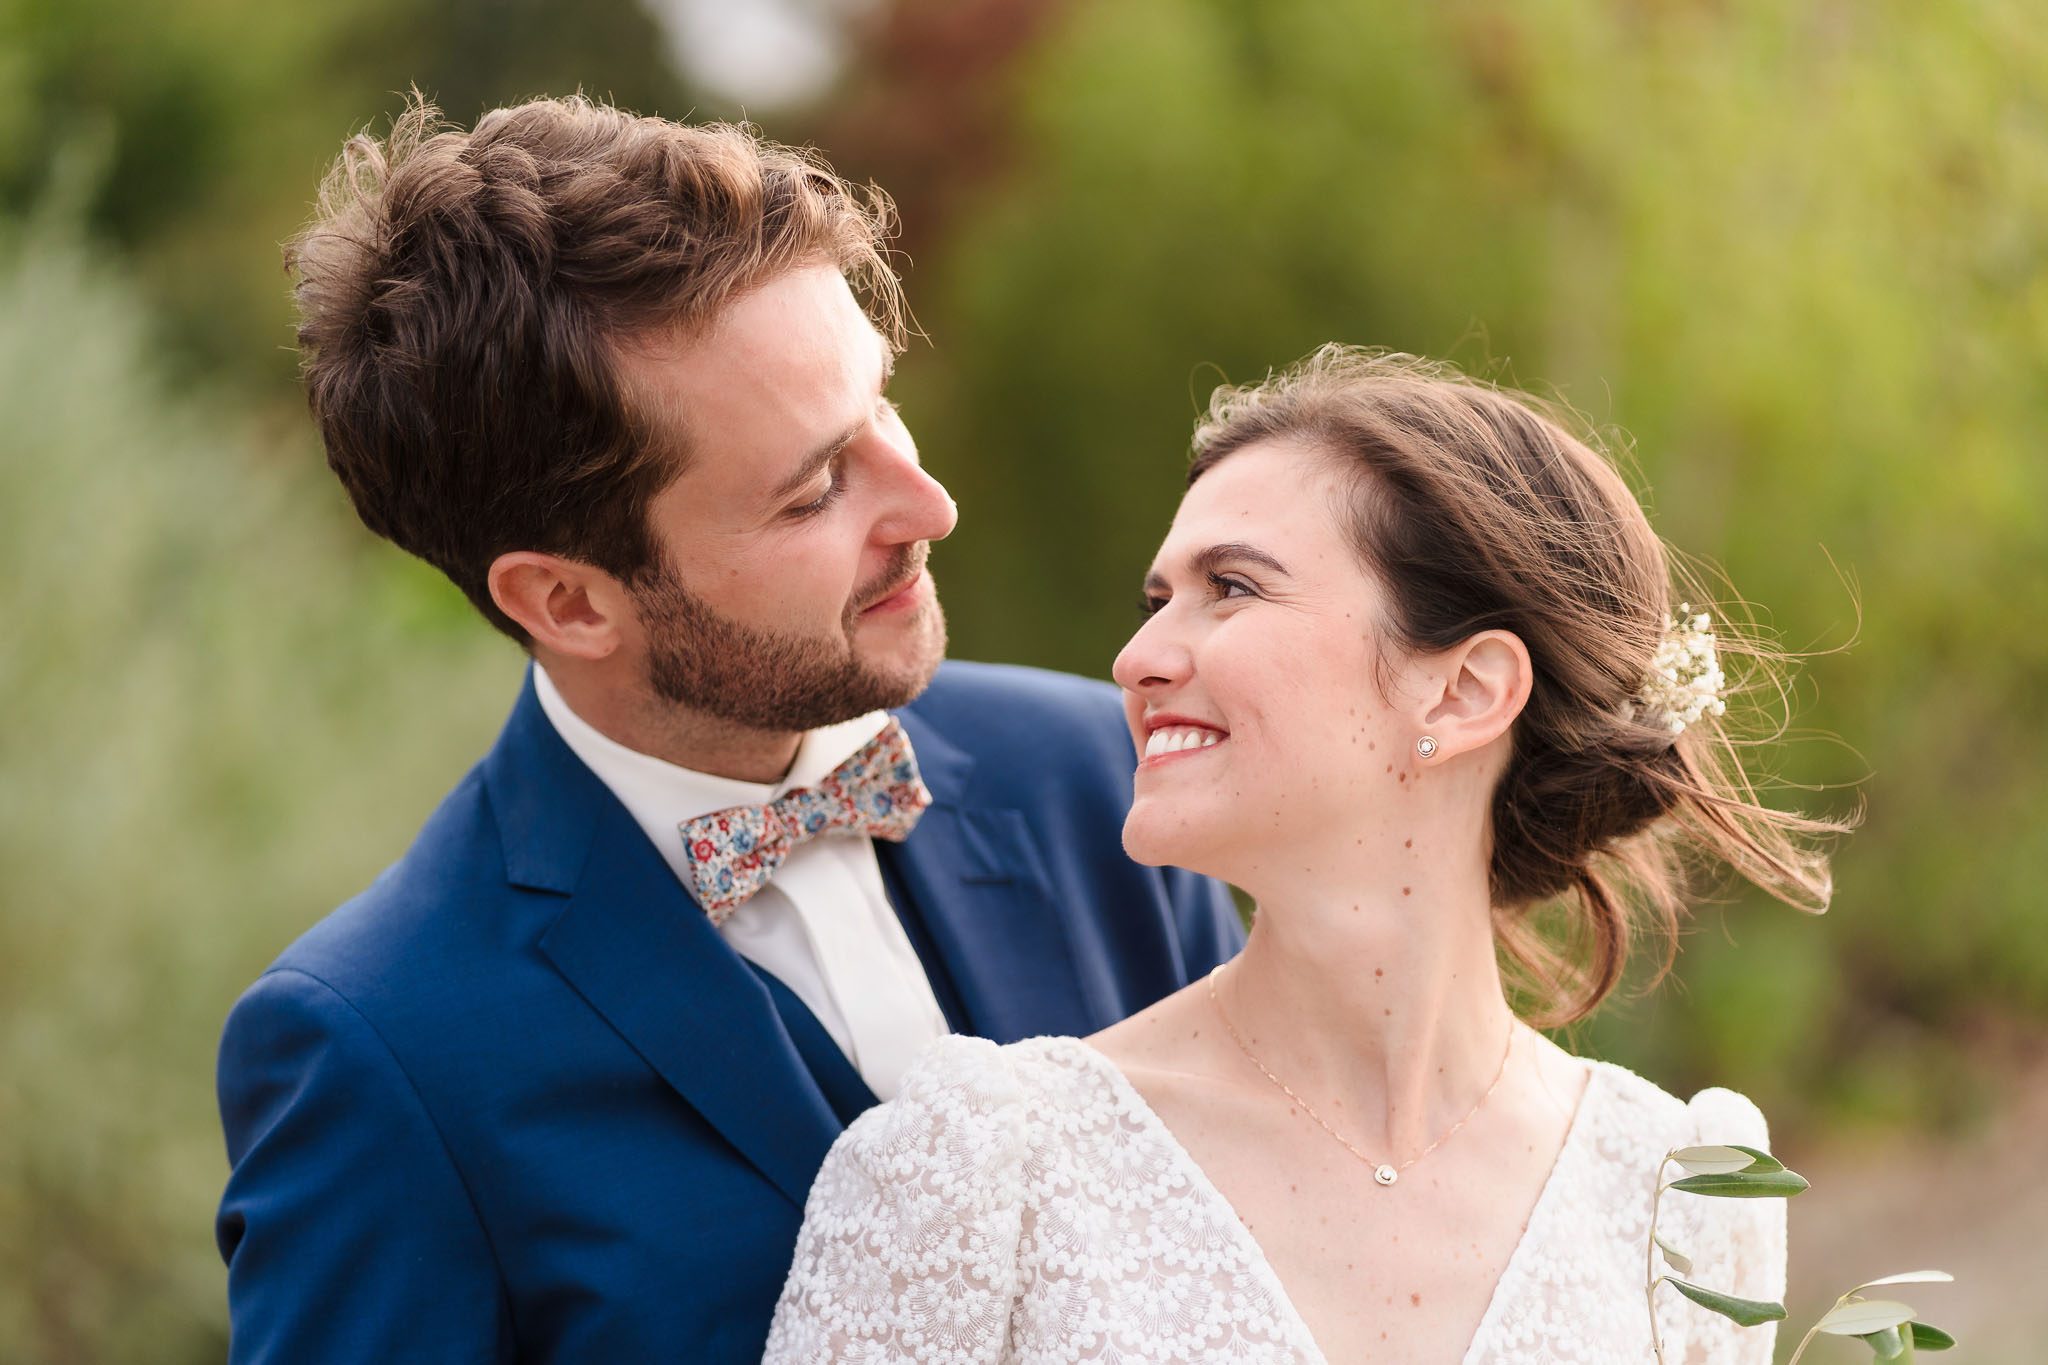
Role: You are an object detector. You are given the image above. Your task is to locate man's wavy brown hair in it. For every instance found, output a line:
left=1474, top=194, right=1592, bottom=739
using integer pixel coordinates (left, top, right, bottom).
left=288, top=92, right=905, bottom=640
left=1190, top=347, right=1852, bottom=1028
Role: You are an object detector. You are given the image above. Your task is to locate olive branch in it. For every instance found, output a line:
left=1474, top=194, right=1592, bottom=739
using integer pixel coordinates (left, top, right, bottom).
left=1647, top=1143, right=1957, bottom=1362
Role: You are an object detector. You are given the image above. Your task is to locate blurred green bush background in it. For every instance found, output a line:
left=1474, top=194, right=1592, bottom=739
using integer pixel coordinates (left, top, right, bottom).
left=3, top=0, right=2042, bottom=1359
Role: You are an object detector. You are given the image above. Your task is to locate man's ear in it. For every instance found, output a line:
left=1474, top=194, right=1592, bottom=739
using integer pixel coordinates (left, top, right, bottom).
left=1418, top=630, right=1533, bottom=760
left=487, top=551, right=628, bottom=661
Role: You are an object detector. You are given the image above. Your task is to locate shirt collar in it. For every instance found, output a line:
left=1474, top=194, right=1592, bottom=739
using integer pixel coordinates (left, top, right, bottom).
left=532, top=664, right=891, bottom=837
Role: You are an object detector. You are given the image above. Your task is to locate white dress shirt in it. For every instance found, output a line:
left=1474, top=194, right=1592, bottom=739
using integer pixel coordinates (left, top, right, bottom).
left=532, top=666, right=951, bottom=1099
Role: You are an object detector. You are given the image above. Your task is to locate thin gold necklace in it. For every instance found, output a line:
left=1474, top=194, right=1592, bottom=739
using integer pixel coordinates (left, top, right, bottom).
left=1206, top=961, right=1516, bottom=1188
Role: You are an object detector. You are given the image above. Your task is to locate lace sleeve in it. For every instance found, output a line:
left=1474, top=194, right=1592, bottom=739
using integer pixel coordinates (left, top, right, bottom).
left=765, top=1036, right=1029, bottom=1365
left=1668, top=1087, right=1789, bottom=1365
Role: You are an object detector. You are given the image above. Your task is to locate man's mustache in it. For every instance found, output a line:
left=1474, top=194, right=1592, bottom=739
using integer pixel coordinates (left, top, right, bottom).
left=849, top=545, right=928, bottom=617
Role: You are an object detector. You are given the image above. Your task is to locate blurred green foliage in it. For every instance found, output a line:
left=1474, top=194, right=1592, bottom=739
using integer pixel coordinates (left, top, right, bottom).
left=0, top=216, right=515, bottom=1362
left=1, top=1, right=2044, bottom=1361
left=0, top=0, right=688, bottom=387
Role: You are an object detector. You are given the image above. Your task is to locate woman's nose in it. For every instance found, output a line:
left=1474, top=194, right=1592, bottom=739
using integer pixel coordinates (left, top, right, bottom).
left=1113, top=610, right=1189, bottom=693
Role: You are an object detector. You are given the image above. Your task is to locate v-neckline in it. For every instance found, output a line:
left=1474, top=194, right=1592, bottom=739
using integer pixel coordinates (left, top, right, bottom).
left=1060, top=1037, right=1607, bottom=1365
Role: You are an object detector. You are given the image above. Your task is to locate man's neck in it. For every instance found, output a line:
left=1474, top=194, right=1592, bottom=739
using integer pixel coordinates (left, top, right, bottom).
left=541, top=663, right=803, bottom=783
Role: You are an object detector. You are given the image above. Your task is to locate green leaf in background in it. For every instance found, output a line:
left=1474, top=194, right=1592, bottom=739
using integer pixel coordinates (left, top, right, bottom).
left=1661, top=1277, right=1789, bottom=1326
left=1667, top=1169, right=1811, bottom=1198
left=1858, top=1324, right=1910, bottom=1360
left=1653, top=1232, right=1693, bottom=1276
left=1907, top=1323, right=1957, bottom=1350
left=1817, top=1299, right=1919, bottom=1335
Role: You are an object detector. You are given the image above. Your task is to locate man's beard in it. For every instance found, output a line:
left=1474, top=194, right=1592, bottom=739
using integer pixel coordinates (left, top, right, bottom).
left=631, top=547, right=945, bottom=732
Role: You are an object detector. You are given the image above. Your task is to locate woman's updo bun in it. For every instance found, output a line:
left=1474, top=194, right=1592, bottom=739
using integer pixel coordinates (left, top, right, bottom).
left=1190, top=347, right=1846, bottom=1027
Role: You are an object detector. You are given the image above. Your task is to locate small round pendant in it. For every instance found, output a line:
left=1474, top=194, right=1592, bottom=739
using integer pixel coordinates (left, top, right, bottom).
left=1373, top=1164, right=1398, bottom=1187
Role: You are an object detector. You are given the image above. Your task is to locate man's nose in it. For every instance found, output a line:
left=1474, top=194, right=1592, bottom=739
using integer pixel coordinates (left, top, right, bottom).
left=871, top=440, right=958, bottom=545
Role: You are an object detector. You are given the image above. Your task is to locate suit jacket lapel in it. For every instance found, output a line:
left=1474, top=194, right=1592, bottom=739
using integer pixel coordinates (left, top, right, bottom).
left=486, top=672, right=842, bottom=1211
left=884, top=706, right=1112, bottom=1043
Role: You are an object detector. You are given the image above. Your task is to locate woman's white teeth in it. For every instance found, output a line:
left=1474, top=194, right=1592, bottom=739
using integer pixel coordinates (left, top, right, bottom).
left=1145, top=726, right=1225, bottom=759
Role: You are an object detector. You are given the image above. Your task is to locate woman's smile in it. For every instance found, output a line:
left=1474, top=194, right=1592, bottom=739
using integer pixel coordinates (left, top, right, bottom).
left=1139, top=716, right=1231, bottom=767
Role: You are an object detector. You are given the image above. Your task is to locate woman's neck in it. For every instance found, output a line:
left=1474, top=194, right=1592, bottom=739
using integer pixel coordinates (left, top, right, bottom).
left=1221, top=851, right=1522, bottom=1163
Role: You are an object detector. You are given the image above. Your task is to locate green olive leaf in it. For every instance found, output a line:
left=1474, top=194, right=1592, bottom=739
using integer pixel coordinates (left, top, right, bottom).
left=1852, top=1270, right=1954, bottom=1293
left=1817, top=1299, right=1918, bottom=1336
left=1670, top=1145, right=1758, bottom=1176
left=1723, top=1143, right=1785, bottom=1173
left=1667, top=1169, right=1811, bottom=1198
left=1907, top=1322, right=1957, bottom=1350
left=1660, top=1276, right=1788, bottom=1326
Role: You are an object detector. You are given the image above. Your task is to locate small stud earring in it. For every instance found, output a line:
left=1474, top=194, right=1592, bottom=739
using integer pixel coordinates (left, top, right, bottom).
left=1416, top=735, right=1438, bottom=758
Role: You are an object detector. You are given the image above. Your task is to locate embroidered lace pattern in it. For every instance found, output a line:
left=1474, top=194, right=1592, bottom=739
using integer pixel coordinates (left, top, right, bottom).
left=765, top=1035, right=1785, bottom=1364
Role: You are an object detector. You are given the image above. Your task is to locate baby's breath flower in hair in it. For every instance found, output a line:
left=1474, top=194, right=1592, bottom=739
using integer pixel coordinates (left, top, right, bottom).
left=1631, top=605, right=1728, bottom=736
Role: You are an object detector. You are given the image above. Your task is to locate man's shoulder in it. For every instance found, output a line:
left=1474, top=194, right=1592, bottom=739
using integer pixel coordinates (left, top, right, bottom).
left=899, top=661, right=1134, bottom=815
left=257, top=765, right=513, bottom=996
left=905, top=660, right=1125, bottom=742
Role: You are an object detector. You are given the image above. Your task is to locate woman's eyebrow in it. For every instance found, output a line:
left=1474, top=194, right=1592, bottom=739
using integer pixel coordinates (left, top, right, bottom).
left=1143, top=542, right=1293, bottom=594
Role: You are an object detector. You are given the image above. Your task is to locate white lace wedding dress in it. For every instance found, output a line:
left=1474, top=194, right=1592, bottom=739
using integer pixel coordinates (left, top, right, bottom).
left=765, top=1034, right=1785, bottom=1363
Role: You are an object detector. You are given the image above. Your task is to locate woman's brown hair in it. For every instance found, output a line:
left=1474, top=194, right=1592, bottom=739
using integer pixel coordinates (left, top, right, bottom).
left=1190, top=346, right=1849, bottom=1028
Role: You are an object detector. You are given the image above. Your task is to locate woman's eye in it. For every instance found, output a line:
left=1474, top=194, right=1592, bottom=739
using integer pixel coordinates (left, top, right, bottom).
left=1138, top=593, right=1168, bottom=618
left=1210, top=573, right=1255, bottom=600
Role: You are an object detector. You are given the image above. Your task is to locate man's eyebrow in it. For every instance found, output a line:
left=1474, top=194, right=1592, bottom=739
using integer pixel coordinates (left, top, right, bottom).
left=766, top=339, right=898, bottom=505
left=1143, top=542, right=1292, bottom=595
left=767, top=426, right=859, bottom=504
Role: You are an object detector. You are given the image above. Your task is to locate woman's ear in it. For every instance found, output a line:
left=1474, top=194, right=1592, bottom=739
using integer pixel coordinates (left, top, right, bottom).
left=1419, top=630, right=1533, bottom=760
left=487, top=551, right=627, bottom=661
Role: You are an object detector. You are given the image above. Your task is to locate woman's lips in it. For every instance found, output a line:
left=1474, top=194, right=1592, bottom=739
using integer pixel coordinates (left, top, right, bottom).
left=1139, top=723, right=1229, bottom=767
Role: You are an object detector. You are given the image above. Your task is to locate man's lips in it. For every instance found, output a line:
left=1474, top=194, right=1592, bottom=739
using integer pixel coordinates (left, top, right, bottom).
left=858, top=567, right=927, bottom=616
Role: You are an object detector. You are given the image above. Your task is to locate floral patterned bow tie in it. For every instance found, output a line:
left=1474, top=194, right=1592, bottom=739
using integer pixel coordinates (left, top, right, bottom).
left=678, top=716, right=931, bottom=923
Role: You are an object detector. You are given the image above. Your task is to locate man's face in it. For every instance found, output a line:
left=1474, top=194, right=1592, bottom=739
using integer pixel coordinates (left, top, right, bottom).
left=613, top=264, right=957, bottom=733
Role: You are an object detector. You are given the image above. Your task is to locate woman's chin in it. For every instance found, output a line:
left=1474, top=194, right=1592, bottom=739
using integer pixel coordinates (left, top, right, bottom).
left=1121, top=806, right=1221, bottom=877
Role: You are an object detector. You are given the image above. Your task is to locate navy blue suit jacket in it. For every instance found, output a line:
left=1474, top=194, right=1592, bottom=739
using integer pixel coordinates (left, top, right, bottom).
left=215, top=661, right=1243, bottom=1363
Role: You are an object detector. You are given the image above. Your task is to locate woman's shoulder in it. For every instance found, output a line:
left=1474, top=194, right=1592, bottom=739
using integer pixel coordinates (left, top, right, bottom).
left=848, top=1034, right=1122, bottom=1147
left=1577, top=1056, right=1773, bottom=1164
left=813, top=1035, right=1129, bottom=1218
left=891, top=1031, right=1119, bottom=1092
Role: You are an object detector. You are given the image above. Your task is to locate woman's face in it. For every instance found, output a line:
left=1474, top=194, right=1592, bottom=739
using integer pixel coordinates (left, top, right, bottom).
left=1113, top=438, right=1426, bottom=883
